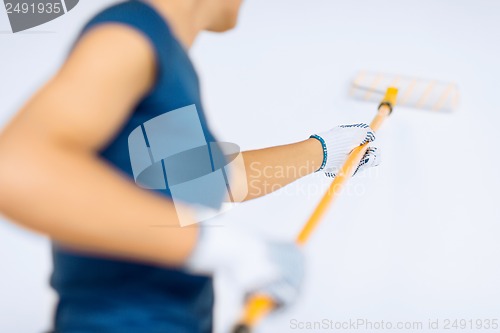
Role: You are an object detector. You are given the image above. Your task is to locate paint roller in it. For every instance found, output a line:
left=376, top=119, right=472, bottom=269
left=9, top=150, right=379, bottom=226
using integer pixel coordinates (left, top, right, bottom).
left=351, top=71, right=459, bottom=112
left=232, top=73, right=458, bottom=333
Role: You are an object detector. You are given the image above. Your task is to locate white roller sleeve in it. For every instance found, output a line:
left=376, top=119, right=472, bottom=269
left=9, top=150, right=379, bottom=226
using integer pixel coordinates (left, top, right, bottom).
left=351, top=71, right=459, bottom=112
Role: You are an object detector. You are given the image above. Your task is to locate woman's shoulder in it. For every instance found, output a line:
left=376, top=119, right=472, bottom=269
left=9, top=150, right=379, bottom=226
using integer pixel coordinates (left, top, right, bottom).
left=81, top=1, right=170, bottom=40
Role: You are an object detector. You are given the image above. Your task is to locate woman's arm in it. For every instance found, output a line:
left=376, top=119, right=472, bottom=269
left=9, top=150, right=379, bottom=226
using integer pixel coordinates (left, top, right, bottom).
left=240, top=125, right=379, bottom=201
left=0, top=25, right=198, bottom=267
left=242, top=139, right=323, bottom=200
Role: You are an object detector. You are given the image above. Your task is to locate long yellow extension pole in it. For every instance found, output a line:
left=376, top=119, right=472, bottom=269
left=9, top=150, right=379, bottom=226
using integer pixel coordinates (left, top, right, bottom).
left=232, top=87, right=399, bottom=333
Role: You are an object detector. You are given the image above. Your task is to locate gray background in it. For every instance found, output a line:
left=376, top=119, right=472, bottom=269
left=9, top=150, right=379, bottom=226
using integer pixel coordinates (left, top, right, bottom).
left=1, top=1, right=499, bottom=332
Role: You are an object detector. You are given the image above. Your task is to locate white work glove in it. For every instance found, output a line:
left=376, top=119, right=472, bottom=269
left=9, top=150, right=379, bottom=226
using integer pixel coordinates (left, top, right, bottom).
left=185, top=226, right=304, bottom=308
left=310, top=123, right=381, bottom=178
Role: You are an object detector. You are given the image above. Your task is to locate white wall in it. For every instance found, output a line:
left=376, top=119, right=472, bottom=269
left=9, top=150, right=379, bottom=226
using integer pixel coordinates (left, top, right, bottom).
left=1, top=1, right=500, bottom=332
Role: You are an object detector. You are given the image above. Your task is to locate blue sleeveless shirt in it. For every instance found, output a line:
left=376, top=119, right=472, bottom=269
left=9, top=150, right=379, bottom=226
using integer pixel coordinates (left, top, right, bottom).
left=51, top=2, right=216, bottom=332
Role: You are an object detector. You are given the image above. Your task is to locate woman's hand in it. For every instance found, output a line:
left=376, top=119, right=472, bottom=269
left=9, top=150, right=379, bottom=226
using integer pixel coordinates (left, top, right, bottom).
left=186, top=225, right=304, bottom=308
left=310, top=123, right=381, bottom=178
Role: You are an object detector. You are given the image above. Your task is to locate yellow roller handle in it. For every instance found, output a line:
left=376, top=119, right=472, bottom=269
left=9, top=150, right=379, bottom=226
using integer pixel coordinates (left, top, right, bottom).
left=232, top=88, right=398, bottom=333
left=297, top=87, right=397, bottom=245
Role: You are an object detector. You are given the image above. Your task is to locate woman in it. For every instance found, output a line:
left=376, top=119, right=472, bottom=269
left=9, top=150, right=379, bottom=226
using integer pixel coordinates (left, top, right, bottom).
left=0, top=1, right=380, bottom=332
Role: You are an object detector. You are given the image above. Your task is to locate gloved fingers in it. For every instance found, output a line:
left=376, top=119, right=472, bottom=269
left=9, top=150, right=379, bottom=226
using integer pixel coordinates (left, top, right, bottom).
left=245, top=242, right=305, bottom=309
left=353, top=146, right=381, bottom=176
left=338, top=123, right=376, bottom=146
left=324, top=146, right=381, bottom=178
left=250, top=279, right=300, bottom=310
